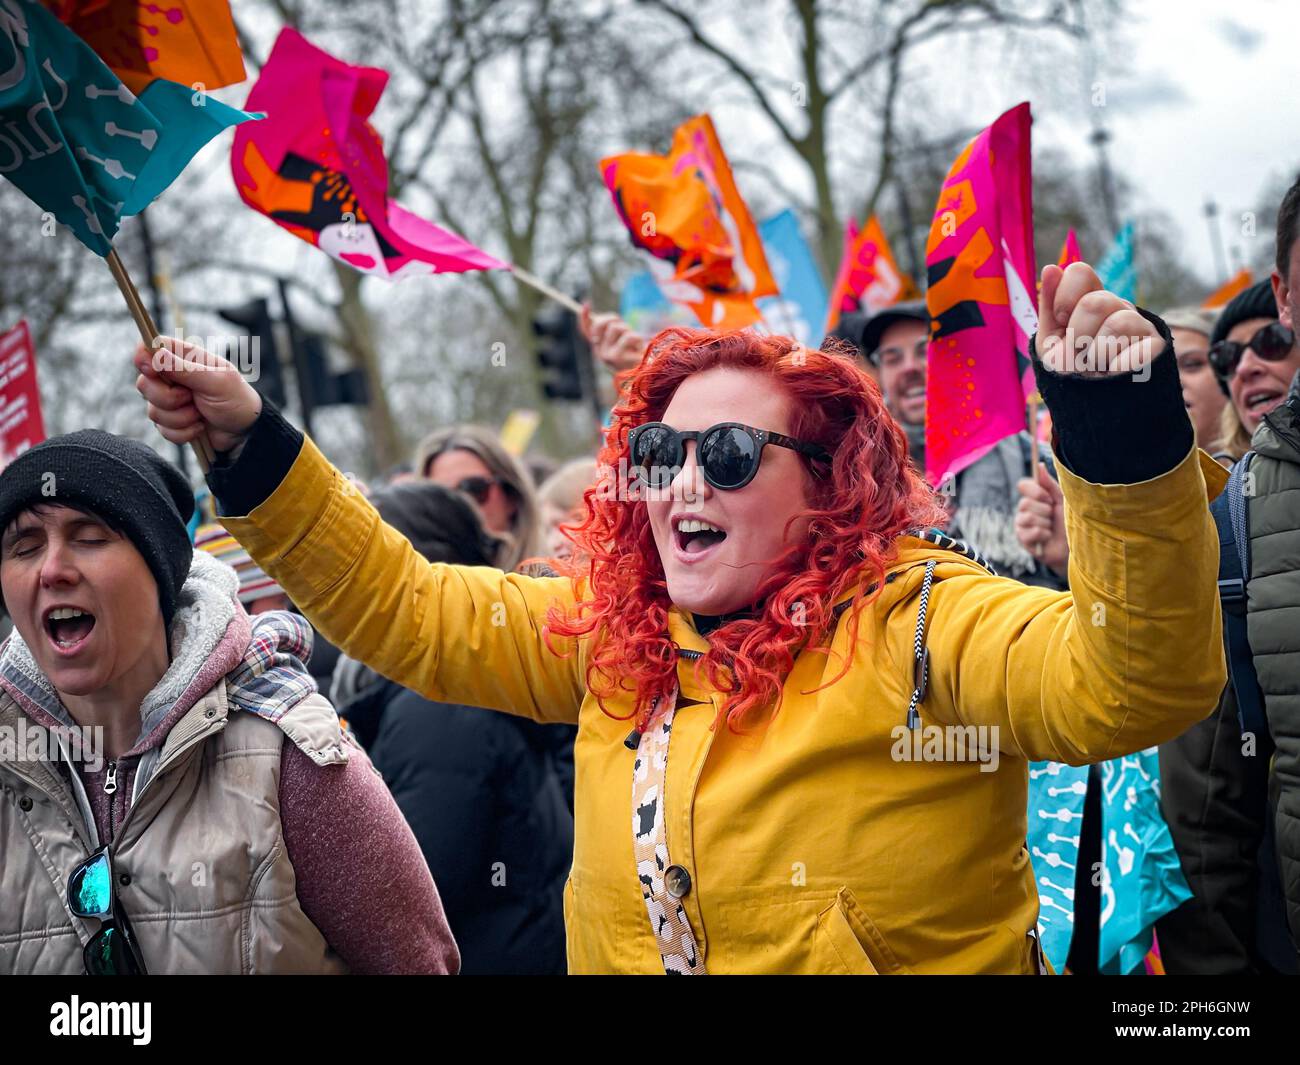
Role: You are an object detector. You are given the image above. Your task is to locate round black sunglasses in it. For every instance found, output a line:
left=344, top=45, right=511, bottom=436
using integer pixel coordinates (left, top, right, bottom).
left=1209, top=321, right=1296, bottom=380
left=628, top=421, right=830, bottom=491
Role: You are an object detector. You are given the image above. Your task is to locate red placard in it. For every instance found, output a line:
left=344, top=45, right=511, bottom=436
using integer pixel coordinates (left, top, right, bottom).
left=0, top=321, right=47, bottom=470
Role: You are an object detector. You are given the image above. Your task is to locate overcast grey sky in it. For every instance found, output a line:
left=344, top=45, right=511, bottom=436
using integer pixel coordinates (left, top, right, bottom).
left=1040, top=0, right=1295, bottom=283
left=691, top=0, right=1296, bottom=289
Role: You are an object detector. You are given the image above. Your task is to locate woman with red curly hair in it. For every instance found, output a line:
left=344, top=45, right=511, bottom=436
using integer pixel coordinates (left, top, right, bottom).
left=136, top=262, right=1227, bottom=974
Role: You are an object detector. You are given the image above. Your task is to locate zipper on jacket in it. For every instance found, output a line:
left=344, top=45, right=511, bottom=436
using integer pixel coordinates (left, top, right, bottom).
left=104, top=760, right=117, bottom=839
left=625, top=647, right=706, bottom=749
left=112, top=701, right=227, bottom=848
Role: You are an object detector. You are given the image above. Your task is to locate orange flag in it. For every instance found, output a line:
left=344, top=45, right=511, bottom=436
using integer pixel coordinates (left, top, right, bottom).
left=45, top=1, right=246, bottom=94
left=824, top=215, right=919, bottom=333
left=600, top=115, right=776, bottom=329
left=1057, top=229, right=1082, bottom=268
left=1203, top=268, right=1254, bottom=309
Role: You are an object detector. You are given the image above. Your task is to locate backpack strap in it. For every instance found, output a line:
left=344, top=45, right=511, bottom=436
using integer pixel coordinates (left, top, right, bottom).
left=1212, top=452, right=1266, bottom=737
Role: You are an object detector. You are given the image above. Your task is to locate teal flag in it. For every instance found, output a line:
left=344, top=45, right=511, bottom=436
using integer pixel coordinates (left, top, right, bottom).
left=0, top=0, right=256, bottom=255
left=1098, top=748, right=1191, bottom=974
left=1027, top=760, right=1089, bottom=971
left=1029, top=751, right=1192, bottom=974
left=1097, top=220, right=1137, bottom=303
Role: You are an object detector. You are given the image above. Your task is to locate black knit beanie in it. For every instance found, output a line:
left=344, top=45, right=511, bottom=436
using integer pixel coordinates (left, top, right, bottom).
left=1210, top=279, right=1278, bottom=346
left=1209, top=279, right=1281, bottom=395
left=372, top=482, right=501, bottom=568
left=0, top=431, right=195, bottom=626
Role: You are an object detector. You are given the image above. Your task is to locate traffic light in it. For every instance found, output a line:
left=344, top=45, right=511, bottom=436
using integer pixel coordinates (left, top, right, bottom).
left=219, top=289, right=371, bottom=436
left=300, top=333, right=369, bottom=407
left=532, top=305, right=591, bottom=402
left=217, top=298, right=287, bottom=409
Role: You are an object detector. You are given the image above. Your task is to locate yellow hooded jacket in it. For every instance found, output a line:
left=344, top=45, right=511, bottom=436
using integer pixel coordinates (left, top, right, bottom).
left=222, top=438, right=1227, bottom=974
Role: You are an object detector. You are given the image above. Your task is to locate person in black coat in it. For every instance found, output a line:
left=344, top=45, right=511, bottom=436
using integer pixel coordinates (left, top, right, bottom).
left=332, top=481, right=574, bottom=975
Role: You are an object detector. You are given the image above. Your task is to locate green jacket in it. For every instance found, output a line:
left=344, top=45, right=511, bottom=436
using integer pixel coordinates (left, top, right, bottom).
left=1249, top=385, right=1300, bottom=954
left=1160, top=379, right=1300, bottom=973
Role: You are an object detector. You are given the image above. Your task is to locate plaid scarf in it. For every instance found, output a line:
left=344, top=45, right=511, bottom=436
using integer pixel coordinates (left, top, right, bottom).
left=227, top=610, right=318, bottom=724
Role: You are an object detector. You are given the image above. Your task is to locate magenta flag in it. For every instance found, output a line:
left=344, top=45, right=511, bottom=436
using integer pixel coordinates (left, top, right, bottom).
left=922, top=102, right=1038, bottom=487
left=232, top=28, right=506, bottom=280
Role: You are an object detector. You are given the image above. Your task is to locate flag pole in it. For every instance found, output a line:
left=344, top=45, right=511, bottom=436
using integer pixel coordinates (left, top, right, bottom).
left=1027, top=392, right=1040, bottom=483
left=1027, top=391, right=1042, bottom=558
left=511, top=266, right=583, bottom=316
left=105, top=248, right=214, bottom=473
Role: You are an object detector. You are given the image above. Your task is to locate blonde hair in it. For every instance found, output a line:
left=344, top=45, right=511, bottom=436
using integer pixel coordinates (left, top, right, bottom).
left=413, top=425, right=541, bottom=571
left=537, top=458, right=599, bottom=514
left=1214, top=400, right=1254, bottom=462
left=1161, top=306, right=1218, bottom=338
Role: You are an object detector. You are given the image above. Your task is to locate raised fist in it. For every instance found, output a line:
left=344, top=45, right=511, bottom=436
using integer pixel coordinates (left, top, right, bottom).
left=1036, top=261, right=1164, bottom=379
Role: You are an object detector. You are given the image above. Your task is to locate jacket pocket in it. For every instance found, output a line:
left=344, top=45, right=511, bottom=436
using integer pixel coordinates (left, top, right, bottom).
left=815, top=887, right=911, bottom=975
left=563, top=875, right=634, bottom=974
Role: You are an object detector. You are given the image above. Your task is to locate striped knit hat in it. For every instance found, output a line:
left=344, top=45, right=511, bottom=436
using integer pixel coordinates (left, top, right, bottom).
left=194, top=521, right=286, bottom=608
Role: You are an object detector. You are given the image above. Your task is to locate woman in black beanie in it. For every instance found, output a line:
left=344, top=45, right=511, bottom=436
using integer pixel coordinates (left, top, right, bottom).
left=1208, top=278, right=1300, bottom=459
left=0, top=431, right=458, bottom=975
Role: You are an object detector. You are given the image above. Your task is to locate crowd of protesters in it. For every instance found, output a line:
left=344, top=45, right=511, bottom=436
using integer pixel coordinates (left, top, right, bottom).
left=1, top=175, right=1299, bottom=975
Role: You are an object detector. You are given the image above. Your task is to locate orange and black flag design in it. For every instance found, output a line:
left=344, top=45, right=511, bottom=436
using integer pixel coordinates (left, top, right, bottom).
left=230, top=28, right=504, bottom=279
left=600, top=115, right=776, bottom=329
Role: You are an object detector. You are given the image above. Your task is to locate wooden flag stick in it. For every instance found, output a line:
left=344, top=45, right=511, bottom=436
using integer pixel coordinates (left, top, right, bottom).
left=1027, top=393, right=1040, bottom=483
left=511, top=266, right=584, bottom=316
left=106, top=248, right=214, bottom=474
left=1027, top=392, right=1042, bottom=558
left=153, top=251, right=187, bottom=336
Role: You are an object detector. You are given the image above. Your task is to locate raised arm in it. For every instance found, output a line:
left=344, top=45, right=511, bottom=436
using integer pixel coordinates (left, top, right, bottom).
left=898, top=263, right=1227, bottom=763
left=134, top=343, right=585, bottom=724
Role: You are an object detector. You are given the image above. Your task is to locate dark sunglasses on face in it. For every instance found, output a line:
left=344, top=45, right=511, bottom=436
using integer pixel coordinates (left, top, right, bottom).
left=1209, top=322, right=1296, bottom=380
left=454, top=476, right=502, bottom=505
left=628, top=421, right=831, bottom=492
left=67, top=846, right=148, bottom=974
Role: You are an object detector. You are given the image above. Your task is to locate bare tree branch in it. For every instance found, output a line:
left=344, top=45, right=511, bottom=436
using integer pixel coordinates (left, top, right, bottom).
left=636, top=0, right=803, bottom=151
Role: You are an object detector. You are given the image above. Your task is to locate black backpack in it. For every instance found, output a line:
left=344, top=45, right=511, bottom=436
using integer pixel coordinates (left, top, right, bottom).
left=1208, top=451, right=1299, bottom=971
left=1211, top=452, right=1268, bottom=739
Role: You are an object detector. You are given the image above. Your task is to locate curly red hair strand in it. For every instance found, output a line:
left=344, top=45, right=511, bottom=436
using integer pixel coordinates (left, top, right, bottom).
left=545, top=327, right=946, bottom=731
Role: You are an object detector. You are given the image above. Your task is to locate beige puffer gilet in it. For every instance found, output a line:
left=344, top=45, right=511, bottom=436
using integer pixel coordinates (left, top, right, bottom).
left=0, top=679, right=351, bottom=974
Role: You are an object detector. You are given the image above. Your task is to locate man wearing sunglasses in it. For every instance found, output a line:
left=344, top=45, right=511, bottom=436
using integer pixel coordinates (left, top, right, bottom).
left=1159, top=181, right=1300, bottom=975
left=0, top=431, right=458, bottom=974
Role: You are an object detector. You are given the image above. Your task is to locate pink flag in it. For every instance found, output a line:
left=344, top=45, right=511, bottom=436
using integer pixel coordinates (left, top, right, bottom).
left=232, top=28, right=506, bottom=280
left=923, top=102, right=1038, bottom=487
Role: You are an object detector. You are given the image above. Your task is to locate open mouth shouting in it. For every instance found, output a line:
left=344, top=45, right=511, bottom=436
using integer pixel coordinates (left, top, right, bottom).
left=1243, top=387, right=1285, bottom=418
left=673, top=515, right=728, bottom=561
left=43, top=605, right=97, bottom=656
